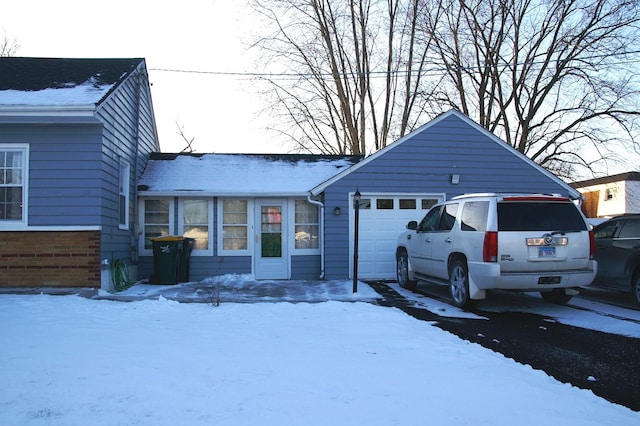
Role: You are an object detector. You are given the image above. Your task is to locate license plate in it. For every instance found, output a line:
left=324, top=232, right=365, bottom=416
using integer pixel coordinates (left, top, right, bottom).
left=538, top=247, right=556, bottom=258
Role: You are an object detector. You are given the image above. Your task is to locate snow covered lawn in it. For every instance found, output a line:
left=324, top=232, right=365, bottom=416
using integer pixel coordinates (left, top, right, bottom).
left=1, top=289, right=638, bottom=425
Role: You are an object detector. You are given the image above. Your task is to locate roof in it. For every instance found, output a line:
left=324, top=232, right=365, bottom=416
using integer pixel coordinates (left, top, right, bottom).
left=310, top=110, right=581, bottom=199
left=0, top=57, right=144, bottom=107
left=137, top=153, right=363, bottom=197
left=571, top=171, right=640, bottom=188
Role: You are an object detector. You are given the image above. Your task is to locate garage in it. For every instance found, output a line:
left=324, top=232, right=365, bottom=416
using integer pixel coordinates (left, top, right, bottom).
left=350, top=193, right=445, bottom=280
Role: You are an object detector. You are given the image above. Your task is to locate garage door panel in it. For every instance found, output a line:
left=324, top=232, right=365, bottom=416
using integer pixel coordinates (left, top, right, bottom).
left=353, top=194, right=444, bottom=280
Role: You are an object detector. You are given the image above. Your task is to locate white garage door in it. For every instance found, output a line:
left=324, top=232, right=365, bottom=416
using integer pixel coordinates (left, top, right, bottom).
left=350, top=193, right=445, bottom=280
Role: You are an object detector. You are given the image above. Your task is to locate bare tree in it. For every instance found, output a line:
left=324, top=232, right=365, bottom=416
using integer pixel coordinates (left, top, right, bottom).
left=0, top=29, right=19, bottom=57
left=419, top=0, right=640, bottom=178
left=250, top=0, right=433, bottom=155
left=176, top=120, right=196, bottom=153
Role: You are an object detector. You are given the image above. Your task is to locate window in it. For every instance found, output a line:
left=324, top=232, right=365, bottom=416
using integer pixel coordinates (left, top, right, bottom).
left=460, top=201, right=489, bottom=232
left=422, top=199, right=438, bottom=209
left=180, top=199, right=211, bottom=254
left=221, top=199, right=249, bottom=254
left=119, top=161, right=130, bottom=229
left=418, top=206, right=442, bottom=232
left=438, top=203, right=459, bottom=231
left=399, top=199, right=416, bottom=209
left=294, top=200, right=319, bottom=250
left=376, top=199, right=394, bottom=209
left=0, top=145, right=28, bottom=226
left=142, top=199, right=173, bottom=250
left=619, top=220, right=640, bottom=239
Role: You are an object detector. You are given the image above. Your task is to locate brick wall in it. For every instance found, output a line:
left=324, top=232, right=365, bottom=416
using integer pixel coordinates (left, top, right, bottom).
left=0, top=231, right=101, bottom=287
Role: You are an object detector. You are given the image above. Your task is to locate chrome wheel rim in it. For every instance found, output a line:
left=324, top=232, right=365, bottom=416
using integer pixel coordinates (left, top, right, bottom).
left=450, top=264, right=467, bottom=305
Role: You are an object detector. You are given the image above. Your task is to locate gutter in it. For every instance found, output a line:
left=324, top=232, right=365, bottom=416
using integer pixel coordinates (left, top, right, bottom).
left=306, top=193, right=325, bottom=279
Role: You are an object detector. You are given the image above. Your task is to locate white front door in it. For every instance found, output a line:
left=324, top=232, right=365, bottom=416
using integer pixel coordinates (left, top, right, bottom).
left=254, top=199, right=289, bottom=279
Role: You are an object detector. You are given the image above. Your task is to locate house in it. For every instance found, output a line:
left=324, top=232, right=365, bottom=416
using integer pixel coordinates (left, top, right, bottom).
left=571, top=172, right=640, bottom=218
left=137, top=110, right=580, bottom=283
left=0, top=57, right=160, bottom=289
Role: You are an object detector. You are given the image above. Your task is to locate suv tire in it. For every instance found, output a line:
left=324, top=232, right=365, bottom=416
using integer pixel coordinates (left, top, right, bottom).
left=449, top=259, right=476, bottom=310
left=633, top=273, right=640, bottom=306
left=540, top=289, right=572, bottom=305
left=396, top=251, right=417, bottom=290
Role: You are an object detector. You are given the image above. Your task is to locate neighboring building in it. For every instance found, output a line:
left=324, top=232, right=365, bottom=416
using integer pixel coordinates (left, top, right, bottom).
left=572, top=172, right=640, bottom=218
left=0, top=57, right=159, bottom=288
left=137, top=110, right=581, bottom=283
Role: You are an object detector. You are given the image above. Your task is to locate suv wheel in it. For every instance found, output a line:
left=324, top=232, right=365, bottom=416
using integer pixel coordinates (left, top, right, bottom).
left=396, top=251, right=417, bottom=290
left=449, top=259, right=476, bottom=310
left=540, top=289, right=572, bottom=305
left=633, top=274, right=640, bottom=306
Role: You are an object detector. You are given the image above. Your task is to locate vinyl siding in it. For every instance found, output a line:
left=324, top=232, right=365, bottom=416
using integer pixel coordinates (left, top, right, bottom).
left=291, top=255, right=321, bottom=280
left=96, top=63, right=159, bottom=262
left=322, top=113, right=576, bottom=279
left=0, top=123, right=104, bottom=226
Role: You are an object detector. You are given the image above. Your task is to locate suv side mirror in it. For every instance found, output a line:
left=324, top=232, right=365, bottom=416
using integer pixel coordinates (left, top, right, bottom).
left=407, top=221, right=418, bottom=230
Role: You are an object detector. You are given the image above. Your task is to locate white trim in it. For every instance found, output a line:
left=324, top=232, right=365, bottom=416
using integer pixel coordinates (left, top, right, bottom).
left=0, top=225, right=101, bottom=232
left=217, top=198, right=253, bottom=256
left=290, top=198, right=321, bottom=255
left=178, top=198, right=214, bottom=256
left=0, top=106, right=96, bottom=116
left=118, top=160, right=131, bottom=230
left=138, top=197, right=175, bottom=257
left=0, top=143, right=29, bottom=228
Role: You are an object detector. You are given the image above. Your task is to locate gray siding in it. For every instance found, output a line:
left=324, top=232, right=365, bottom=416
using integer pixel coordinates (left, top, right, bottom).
left=96, top=63, right=159, bottom=263
left=322, top=113, right=576, bottom=279
left=291, top=255, right=321, bottom=280
left=0, top=122, right=104, bottom=226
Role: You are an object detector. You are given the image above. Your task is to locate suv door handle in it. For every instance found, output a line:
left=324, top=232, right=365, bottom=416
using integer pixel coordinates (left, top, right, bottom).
left=425, top=237, right=432, bottom=243
left=445, top=237, right=452, bottom=243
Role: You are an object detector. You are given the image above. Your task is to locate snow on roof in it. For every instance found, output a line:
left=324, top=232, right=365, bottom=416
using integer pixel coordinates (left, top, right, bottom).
left=138, top=153, right=361, bottom=196
left=0, top=57, right=143, bottom=107
left=0, top=80, right=115, bottom=106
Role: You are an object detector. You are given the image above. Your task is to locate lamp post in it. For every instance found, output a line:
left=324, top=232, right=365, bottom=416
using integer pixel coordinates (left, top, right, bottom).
left=352, top=189, right=361, bottom=293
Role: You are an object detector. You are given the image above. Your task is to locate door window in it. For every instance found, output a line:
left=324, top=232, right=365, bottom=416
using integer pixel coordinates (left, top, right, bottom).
left=261, top=206, right=282, bottom=257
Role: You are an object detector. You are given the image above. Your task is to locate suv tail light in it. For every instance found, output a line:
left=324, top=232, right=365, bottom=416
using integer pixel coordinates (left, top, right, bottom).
left=483, top=231, right=498, bottom=262
left=589, top=230, right=596, bottom=259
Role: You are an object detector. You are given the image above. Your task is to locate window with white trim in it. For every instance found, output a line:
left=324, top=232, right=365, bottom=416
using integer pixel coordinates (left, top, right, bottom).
left=141, top=198, right=174, bottom=251
left=0, top=145, right=28, bottom=226
left=220, top=199, right=250, bottom=254
left=294, top=200, right=319, bottom=250
left=179, top=199, right=212, bottom=255
left=119, top=161, right=130, bottom=229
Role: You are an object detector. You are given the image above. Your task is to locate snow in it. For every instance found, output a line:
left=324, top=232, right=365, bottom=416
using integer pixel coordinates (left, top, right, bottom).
left=1, top=277, right=638, bottom=425
left=0, top=78, right=114, bottom=106
left=138, top=154, right=357, bottom=195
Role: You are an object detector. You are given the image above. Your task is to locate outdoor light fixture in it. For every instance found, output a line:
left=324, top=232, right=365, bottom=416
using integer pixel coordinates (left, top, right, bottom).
left=352, top=189, right=361, bottom=293
left=334, top=206, right=341, bottom=216
left=451, top=174, right=460, bottom=184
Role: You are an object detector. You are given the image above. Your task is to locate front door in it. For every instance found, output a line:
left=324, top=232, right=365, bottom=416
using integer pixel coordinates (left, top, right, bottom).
left=254, top=200, right=289, bottom=279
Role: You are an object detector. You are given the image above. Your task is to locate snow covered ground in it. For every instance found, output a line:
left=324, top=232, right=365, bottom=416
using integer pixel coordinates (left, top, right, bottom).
left=1, top=278, right=638, bottom=425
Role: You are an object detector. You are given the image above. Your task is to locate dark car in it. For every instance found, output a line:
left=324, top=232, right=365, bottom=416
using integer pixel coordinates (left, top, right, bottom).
left=592, top=215, right=640, bottom=306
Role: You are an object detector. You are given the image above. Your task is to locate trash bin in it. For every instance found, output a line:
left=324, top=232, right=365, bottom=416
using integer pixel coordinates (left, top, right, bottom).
left=178, top=237, right=195, bottom=283
left=150, top=236, right=184, bottom=284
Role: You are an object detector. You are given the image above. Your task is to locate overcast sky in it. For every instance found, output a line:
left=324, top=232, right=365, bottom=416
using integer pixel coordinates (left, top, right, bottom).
left=2, top=0, right=277, bottom=154
left=3, top=1, right=639, bottom=177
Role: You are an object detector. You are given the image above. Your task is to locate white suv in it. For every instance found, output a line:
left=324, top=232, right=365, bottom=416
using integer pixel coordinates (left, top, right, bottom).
left=396, top=193, right=597, bottom=309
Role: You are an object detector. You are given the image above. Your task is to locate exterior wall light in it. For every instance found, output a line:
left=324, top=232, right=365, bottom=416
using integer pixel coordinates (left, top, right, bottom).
left=451, top=174, right=460, bottom=184
left=334, top=206, right=341, bottom=216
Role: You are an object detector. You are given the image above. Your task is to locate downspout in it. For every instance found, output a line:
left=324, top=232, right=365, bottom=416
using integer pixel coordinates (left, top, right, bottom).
left=307, top=193, right=325, bottom=279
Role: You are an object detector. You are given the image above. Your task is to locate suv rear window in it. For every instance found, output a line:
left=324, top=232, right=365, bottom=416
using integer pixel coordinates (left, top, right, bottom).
left=497, top=201, right=587, bottom=232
